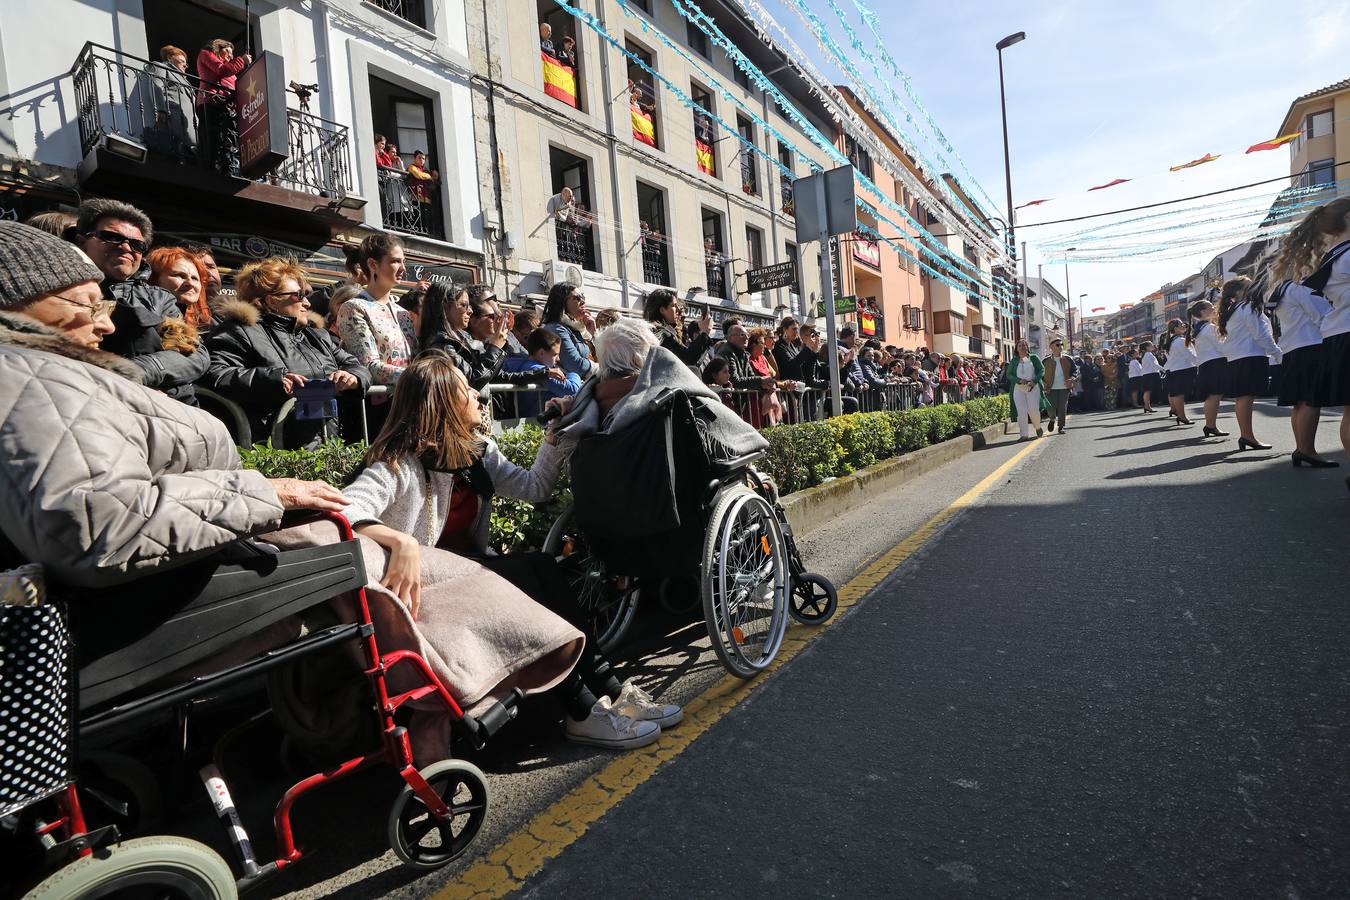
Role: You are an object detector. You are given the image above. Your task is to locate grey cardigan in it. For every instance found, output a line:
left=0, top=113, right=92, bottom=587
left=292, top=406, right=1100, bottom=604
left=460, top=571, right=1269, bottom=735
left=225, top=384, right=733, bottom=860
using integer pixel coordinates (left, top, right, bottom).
left=342, top=438, right=567, bottom=553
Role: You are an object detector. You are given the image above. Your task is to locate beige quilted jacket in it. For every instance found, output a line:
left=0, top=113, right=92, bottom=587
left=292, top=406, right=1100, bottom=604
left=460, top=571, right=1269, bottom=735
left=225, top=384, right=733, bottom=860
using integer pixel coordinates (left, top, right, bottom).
left=0, top=312, right=283, bottom=587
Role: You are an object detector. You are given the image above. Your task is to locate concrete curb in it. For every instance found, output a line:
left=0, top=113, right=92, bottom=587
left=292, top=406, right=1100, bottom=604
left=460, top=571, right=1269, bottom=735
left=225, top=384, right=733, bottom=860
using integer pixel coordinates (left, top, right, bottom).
left=782, top=421, right=1010, bottom=536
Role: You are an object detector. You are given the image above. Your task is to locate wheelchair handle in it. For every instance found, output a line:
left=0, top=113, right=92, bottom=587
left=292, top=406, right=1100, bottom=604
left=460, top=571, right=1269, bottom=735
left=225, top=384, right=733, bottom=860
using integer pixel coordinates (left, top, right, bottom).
left=279, top=509, right=356, bottom=541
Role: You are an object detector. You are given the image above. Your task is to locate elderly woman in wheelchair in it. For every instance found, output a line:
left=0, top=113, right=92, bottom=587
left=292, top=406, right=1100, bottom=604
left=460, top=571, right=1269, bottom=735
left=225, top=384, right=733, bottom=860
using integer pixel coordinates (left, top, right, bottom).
left=0, top=222, right=597, bottom=896
left=553, top=318, right=838, bottom=678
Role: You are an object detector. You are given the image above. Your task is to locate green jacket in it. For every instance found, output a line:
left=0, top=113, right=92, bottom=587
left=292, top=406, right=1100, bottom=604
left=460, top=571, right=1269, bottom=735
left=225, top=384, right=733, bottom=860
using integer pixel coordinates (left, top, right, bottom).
left=1005, top=355, right=1051, bottom=415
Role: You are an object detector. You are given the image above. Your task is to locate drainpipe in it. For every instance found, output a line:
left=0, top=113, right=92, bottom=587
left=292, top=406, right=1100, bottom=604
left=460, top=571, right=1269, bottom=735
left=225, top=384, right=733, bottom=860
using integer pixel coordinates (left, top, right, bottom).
left=479, top=0, right=511, bottom=297
left=594, top=4, right=630, bottom=309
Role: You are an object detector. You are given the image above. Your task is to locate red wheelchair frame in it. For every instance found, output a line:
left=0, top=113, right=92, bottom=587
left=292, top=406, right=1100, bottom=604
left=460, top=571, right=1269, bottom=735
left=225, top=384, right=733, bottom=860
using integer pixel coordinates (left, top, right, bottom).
left=19, top=510, right=506, bottom=895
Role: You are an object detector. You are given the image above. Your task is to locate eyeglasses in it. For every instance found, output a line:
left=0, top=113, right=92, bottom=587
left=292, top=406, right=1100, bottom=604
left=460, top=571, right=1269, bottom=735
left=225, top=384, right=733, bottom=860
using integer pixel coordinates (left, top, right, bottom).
left=52, top=294, right=117, bottom=319
left=85, top=229, right=148, bottom=255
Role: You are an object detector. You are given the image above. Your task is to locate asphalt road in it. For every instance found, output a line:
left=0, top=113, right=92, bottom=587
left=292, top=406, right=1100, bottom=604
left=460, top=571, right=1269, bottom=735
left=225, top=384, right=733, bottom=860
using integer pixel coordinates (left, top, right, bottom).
left=264, top=419, right=1033, bottom=899
left=514, top=403, right=1350, bottom=899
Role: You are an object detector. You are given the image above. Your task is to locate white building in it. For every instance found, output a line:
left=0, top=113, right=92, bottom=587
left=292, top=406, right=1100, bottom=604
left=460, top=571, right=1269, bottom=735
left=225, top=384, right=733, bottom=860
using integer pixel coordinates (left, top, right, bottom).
left=0, top=0, right=483, bottom=286
left=1023, top=275, right=1068, bottom=355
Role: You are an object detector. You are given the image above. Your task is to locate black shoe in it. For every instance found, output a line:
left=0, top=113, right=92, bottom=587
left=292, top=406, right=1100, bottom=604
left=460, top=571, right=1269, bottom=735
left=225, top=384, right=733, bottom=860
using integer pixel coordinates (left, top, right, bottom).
left=1292, top=450, right=1340, bottom=468
left=1237, top=437, right=1272, bottom=451
left=1177, top=418, right=1195, bottom=426
left=1203, top=426, right=1229, bottom=438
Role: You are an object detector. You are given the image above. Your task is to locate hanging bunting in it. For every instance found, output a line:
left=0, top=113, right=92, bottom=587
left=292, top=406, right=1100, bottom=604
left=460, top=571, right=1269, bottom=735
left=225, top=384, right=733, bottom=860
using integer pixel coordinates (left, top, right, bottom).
left=1088, top=179, right=1132, bottom=191
left=1246, top=133, right=1300, bottom=154
left=1017, top=198, right=1053, bottom=209
left=1169, top=153, right=1220, bottom=172
left=1091, top=306, right=1106, bottom=312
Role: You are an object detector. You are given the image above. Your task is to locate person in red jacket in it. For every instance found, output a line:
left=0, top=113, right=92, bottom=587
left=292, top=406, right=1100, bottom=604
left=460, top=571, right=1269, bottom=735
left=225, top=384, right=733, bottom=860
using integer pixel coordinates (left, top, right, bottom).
left=195, top=38, right=251, bottom=176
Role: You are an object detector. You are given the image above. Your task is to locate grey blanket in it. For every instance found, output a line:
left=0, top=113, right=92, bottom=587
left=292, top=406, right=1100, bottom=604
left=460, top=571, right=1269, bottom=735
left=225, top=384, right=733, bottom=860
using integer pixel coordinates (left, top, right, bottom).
left=558, top=346, right=768, bottom=459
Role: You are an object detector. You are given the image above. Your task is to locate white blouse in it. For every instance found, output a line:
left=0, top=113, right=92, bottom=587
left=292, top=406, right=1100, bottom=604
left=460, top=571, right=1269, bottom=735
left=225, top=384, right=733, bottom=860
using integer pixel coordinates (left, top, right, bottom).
left=1221, top=304, right=1280, bottom=363
left=1164, top=335, right=1198, bottom=371
left=1271, top=280, right=1331, bottom=353
left=1318, top=239, right=1350, bottom=339
left=1140, top=352, right=1162, bottom=375
left=1016, top=358, right=1034, bottom=381
left=1192, top=321, right=1224, bottom=365
left=1128, top=358, right=1143, bottom=378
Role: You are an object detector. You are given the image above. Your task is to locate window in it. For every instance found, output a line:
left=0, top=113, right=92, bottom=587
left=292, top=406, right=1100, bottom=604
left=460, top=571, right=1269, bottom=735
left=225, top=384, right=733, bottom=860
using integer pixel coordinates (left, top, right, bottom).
left=370, top=76, right=443, bottom=240
left=844, top=134, right=873, bottom=179
left=628, top=0, right=651, bottom=11
left=1300, top=158, right=1335, bottom=189
left=550, top=146, right=599, bottom=272
left=636, top=181, right=669, bottom=286
left=734, top=66, right=753, bottom=92
left=702, top=209, right=727, bottom=298
left=778, top=143, right=795, bottom=216
left=745, top=225, right=765, bottom=269
left=686, top=19, right=709, bottom=57
left=366, top=0, right=428, bottom=29
left=737, top=115, right=759, bottom=196
left=1306, top=110, right=1334, bottom=139
left=692, top=83, right=717, bottom=176
left=538, top=0, right=582, bottom=111
left=902, top=304, right=925, bottom=331
left=625, top=39, right=659, bottom=149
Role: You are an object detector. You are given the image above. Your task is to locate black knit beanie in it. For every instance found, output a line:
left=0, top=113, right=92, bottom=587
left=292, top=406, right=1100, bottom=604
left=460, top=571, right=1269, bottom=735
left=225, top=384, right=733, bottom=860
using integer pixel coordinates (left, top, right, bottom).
left=0, top=221, right=104, bottom=308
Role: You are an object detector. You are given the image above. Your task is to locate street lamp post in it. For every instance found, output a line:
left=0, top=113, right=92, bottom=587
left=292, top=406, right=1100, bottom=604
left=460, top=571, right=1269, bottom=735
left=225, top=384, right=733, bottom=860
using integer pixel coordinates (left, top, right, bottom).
left=1063, top=246, right=1076, bottom=350
left=996, top=32, right=1025, bottom=338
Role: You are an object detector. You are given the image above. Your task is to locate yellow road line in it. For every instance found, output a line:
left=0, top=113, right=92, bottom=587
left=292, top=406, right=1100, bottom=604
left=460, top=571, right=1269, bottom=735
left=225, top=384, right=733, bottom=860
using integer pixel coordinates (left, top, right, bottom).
left=434, top=436, right=1044, bottom=900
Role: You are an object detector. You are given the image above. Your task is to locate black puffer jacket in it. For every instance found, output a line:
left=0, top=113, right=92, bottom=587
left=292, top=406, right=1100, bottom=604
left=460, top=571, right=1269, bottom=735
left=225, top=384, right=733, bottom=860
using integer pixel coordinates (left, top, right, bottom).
left=101, top=270, right=209, bottom=404
left=202, top=301, right=369, bottom=447
left=423, top=329, right=537, bottom=391
left=652, top=321, right=711, bottom=368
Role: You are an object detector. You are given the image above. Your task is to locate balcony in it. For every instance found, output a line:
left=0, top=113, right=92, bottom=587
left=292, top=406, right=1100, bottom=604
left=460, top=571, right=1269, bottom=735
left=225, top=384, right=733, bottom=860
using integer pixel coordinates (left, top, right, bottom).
left=780, top=173, right=795, bottom=216
left=741, top=156, right=759, bottom=196
left=556, top=220, right=597, bottom=271
left=705, top=257, right=729, bottom=299
left=70, top=42, right=359, bottom=232
left=377, top=166, right=444, bottom=240
left=641, top=236, right=669, bottom=286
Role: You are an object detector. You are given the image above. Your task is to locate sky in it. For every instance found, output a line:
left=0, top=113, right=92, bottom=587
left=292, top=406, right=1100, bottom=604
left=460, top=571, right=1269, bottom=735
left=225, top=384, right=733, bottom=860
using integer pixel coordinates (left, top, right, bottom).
left=788, top=0, right=1349, bottom=314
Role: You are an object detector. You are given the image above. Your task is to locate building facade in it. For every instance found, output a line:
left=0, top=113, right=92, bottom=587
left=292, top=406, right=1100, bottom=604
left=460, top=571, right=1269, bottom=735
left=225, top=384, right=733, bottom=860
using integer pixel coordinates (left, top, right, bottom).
left=1023, top=275, right=1067, bottom=355
left=0, top=0, right=485, bottom=288
left=1280, top=77, right=1349, bottom=192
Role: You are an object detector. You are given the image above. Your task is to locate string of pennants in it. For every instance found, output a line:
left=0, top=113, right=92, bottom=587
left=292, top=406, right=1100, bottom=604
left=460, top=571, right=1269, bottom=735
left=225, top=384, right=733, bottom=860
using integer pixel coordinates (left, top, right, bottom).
left=1016, top=133, right=1301, bottom=210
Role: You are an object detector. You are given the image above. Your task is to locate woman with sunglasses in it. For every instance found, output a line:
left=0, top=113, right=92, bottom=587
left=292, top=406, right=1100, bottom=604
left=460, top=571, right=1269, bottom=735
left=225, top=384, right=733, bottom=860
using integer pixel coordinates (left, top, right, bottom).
left=542, top=282, right=597, bottom=379
left=417, top=282, right=530, bottom=393
left=203, top=257, right=369, bottom=448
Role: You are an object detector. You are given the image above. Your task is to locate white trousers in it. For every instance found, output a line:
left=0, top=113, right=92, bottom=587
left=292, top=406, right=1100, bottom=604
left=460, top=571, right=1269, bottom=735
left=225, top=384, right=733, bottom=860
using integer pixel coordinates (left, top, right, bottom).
left=1013, top=385, right=1042, bottom=437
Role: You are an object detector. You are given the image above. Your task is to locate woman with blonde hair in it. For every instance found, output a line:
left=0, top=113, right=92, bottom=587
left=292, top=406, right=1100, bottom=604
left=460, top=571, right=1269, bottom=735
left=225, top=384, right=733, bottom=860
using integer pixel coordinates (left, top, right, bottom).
left=203, top=256, right=368, bottom=447
left=1274, top=197, right=1350, bottom=477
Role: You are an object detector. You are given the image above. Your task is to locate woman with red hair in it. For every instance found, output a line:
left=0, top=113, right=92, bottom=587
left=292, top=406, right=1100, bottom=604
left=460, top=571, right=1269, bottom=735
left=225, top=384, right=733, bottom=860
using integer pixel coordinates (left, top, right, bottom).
left=147, top=245, right=212, bottom=328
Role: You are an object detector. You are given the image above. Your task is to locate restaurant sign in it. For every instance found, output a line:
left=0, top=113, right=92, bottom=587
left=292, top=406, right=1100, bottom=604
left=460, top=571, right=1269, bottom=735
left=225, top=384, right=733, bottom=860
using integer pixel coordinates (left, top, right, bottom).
left=745, top=260, right=797, bottom=293
left=236, top=52, right=289, bottom=177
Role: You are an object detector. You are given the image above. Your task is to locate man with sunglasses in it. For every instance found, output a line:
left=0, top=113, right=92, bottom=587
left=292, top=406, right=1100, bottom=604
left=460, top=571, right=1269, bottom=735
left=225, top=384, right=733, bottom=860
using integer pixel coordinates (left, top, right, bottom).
left=73, top=199, right=209, bottom=404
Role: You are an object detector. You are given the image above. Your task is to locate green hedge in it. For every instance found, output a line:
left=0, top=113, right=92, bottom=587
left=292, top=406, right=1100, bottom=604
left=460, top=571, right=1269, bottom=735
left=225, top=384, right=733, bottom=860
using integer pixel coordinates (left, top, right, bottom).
left=239, top=395, right=1008, bottom=552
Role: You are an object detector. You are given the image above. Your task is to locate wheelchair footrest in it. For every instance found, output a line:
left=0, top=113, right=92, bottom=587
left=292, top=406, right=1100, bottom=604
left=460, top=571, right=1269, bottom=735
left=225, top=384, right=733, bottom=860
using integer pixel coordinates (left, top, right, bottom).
left=459, top=688, right=526, bottom=750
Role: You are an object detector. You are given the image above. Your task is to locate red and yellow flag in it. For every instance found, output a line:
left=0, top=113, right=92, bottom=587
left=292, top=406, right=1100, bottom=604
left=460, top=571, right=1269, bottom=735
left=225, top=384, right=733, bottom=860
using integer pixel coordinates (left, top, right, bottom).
left=1089, top=179, right=1131, bottom=191
left=541, top=52, right=577, bottom=108
left=631, top=105, right=656, bottom=146
left=1169, top=153, right=1220, bottom=172
left=1016, top=198, right=1052, bottom=209
left=1091, top=306, right=1106, bottom=313
left=859, top=310, right=877, bottom=337
left=1246, top=133, right=1300, bottom=154
left=695, top=140, right=715, bottom=175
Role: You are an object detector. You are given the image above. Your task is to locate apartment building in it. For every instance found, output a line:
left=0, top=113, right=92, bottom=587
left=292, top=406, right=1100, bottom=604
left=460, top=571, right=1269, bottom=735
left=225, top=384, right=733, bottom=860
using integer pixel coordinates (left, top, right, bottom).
left=463, top=0, right=839, bottom=327
left=1022, top=275, right=1067, bottom=355
left=0, top=0, right=485, bottom=289
left=1280, top=77, right=1349, bottom=191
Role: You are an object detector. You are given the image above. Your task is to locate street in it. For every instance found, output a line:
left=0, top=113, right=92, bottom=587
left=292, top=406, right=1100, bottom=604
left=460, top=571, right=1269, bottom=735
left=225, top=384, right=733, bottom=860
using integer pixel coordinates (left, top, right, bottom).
left=272, top=402, right=1350, bottom=899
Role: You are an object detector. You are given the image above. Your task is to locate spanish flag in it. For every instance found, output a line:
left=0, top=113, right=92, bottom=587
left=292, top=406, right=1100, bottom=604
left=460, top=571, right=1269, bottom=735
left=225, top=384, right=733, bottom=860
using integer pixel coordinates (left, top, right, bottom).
left=1169, top=153, right=1219, bottom=172
left=631, top=105, right=656, bottom=147
left=542, top=52, right=577, bottom=108
left=859, top=310, right=877, bottom=337
left=1089, top=179, right=1131, bottom=191
left=1246, top=133, right=1300, bottom=154
left=695, top=140, right=715, bottom=175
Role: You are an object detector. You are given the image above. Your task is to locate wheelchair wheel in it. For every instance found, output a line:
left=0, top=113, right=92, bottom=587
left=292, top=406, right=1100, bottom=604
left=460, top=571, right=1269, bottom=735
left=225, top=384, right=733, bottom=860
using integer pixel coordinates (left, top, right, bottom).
left=544, top=505, right=641, bottom=654
left=23, top=835, right=238, bottom=900
left=701, top=486, right=789, bottom=678
left=789, top=573, right=838, bottom=625
left=388, top=759, right=490, bottom=870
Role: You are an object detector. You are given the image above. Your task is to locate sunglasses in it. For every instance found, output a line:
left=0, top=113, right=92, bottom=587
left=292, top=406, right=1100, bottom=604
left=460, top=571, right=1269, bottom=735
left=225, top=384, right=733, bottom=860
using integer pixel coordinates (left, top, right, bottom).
left=53, top=294, right=117, bottom=318
left=85, top=229, right=148, bottom=255
left=269, top=290, right=310, bottom=302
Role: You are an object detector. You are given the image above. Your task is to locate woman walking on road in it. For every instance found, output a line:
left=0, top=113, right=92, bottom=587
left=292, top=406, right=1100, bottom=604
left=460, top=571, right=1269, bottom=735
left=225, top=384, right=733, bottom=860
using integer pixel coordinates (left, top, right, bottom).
left=1006, top=339, right=1045, bottom=440
left=1191, top=299, right=1230, bottom=438
left=1138, top=340, right=1162, bottom=414
left=1275, top=199, right=1350, bottom=483
left=1218, top=276, right=1280, bottom=451
left=1162, top=319, right=1197, bottom=425
left=1126, top=348, right=1143, bottom=410
left=1265, top=254, right=1336, bottom=467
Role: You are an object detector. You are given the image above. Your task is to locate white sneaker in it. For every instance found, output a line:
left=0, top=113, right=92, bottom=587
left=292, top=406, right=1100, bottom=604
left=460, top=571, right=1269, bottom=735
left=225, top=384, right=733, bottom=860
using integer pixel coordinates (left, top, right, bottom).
left=565, top=697, right=661, bottom=750
left=613, top=680, right=684, bottom=728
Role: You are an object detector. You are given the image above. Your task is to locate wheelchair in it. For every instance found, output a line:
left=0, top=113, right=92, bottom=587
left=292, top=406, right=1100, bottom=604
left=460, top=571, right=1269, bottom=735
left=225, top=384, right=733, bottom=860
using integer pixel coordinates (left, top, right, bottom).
left=2, top=512, right=520, bottom=899
left=550, top=389, right=838, bottom=677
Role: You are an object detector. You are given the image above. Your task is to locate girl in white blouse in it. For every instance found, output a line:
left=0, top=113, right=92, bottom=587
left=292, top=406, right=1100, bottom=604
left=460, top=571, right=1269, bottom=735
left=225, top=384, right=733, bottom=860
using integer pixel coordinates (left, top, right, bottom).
left=1189, top=300, right=1230, bottom=438
left=1161, top=319, right=1198, bottom=425
left=1137, top=340, right=1162, bottom=414
left=1217, top=276, right=1280, bottom=451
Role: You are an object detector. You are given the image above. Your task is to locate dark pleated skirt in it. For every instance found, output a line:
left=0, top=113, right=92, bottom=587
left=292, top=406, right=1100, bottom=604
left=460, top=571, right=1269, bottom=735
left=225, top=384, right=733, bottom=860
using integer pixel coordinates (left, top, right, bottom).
left=1318, top=331, right=1350, bottom=407
left=1166, top=366, right=1196, bottom=397
left=1225, top=355, right=1270, bottom=398
left=1195, top=358, right=1229, bottom=397
left=1276, top=344, right=1322, bottom=407
left=1139, top=372, right=1163, bottom=396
